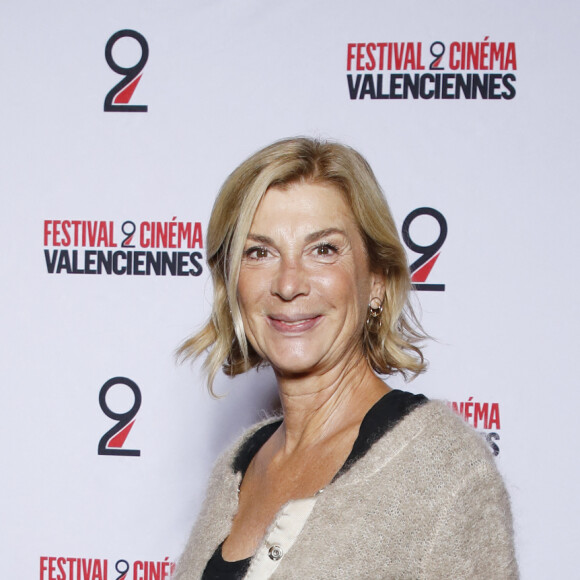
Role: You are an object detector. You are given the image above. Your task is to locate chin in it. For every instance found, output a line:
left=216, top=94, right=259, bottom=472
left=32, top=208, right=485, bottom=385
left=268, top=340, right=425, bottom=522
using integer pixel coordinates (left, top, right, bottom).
left=265, top=349, right=325, bottom=378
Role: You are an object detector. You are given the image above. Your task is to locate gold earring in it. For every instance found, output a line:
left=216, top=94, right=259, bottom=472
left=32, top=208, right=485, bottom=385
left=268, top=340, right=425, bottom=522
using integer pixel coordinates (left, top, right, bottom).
left=366, top=298, right=383, bottom=327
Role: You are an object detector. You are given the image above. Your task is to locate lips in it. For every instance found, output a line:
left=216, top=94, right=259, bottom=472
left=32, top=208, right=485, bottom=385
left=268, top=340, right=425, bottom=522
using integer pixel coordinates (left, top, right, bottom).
left=267, top=314, right=322, bottom=333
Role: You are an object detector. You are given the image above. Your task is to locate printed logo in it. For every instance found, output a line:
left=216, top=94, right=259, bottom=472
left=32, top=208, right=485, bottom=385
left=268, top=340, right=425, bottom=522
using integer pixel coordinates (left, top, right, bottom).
left=43, top=218, right=204, bottom=276
left=402, top=207, right=447, bottom=291
left=347, top=38, right=517, bottom=100
left=39, top=556, right=175, bottom=580
left=447, top=397, right=502, bottom=456
left=105, top=29, right=149, bottom=112
left=98, top=377, right=141, bottom=457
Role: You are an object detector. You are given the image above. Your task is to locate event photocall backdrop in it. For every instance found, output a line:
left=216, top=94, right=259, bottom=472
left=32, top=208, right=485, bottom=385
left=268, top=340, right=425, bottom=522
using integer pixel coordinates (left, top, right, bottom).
left=1, top=0, right=578, bottom=578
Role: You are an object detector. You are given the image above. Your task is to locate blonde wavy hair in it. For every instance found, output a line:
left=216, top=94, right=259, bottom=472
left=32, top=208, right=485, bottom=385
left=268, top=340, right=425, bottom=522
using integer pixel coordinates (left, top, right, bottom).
left=178, top=137, right=427, bottom=395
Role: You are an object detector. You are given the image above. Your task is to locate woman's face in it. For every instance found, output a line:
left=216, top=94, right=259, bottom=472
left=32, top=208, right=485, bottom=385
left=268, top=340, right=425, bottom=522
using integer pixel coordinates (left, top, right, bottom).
left=237, top=181, right=384, bottom=378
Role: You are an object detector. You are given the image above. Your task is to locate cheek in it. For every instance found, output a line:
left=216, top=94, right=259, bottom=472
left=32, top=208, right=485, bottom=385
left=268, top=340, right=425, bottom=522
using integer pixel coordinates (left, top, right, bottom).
left=237, top=270, right=270, bottom=324
left=317, top=267, right=368, bottom=314
left=352, top=269, right=375, bottom=315
left=238, top=270, right=262, bottom=303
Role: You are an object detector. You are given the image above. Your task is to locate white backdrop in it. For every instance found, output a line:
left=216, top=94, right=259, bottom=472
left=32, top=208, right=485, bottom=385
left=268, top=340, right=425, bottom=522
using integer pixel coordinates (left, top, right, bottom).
left=1, top=1, right=579, bottom=578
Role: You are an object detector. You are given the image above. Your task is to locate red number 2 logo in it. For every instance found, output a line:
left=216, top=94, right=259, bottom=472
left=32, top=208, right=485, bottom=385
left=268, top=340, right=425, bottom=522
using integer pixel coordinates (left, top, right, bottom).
left=98, top=377, right=141, bottom=456
left=104, top=30, right=149, bottom=112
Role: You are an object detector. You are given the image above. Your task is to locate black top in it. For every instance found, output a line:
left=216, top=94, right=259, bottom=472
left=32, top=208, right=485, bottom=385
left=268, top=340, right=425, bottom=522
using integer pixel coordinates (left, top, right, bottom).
left=201, top=389, right=427, bottom=580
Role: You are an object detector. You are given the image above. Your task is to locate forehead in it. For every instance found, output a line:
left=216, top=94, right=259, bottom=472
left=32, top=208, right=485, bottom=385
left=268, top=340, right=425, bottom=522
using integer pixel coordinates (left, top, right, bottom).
left=250, top=182, right=357, bottom=232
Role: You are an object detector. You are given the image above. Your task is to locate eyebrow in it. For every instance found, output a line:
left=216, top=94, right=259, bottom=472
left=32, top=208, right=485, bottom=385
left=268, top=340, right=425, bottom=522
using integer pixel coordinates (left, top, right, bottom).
left=245, top=228, right=347, bottom=245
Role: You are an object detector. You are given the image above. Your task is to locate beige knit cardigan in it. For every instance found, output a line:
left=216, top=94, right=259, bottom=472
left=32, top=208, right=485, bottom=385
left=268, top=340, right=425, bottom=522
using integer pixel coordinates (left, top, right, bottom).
left=174, top=401, right=518, bottom=579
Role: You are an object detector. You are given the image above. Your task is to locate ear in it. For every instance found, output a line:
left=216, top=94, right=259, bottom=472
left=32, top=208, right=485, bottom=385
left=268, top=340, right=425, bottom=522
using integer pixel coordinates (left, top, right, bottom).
left=369, top=270, right=387, bottom=305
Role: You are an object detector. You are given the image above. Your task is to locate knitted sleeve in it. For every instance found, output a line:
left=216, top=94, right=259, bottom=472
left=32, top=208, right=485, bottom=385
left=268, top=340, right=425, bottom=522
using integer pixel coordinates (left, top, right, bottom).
left=421, top=457, right=519, bottom=579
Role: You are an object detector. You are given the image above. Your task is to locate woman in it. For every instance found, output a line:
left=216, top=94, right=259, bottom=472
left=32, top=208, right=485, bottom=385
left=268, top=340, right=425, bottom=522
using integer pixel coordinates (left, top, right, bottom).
left=175, top=138, right=518, bottom=579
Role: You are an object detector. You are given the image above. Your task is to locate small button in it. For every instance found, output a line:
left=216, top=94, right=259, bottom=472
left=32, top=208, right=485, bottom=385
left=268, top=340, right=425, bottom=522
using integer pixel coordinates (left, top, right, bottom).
left=268, top=545, right=283, bottom=561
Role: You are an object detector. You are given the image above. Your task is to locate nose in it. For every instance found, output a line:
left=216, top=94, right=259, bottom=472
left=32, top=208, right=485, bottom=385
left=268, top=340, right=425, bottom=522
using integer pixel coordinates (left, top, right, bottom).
left=271, top=255, right=310, bottom=301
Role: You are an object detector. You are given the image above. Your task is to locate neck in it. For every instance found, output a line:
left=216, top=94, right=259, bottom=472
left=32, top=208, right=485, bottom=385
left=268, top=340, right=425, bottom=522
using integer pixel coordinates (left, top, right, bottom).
left=274, top=352, right=390, bottom=454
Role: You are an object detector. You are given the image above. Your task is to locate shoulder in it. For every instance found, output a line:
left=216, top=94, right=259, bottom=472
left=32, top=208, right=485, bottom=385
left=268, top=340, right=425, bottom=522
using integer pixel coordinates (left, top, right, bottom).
left=390, top=399, right=503, bottom=485
left=172, top=415, right=282, bottom=579
left=381, top=399, right=513, bottom=527
left=193, top=414, right=283, bottom=521
left=330, top=400, right=517, bottom=576
left=408, top=400, right=498, bottom=466
left=333, top=398, right=504, bottom=493
left=409, top=399, right=493, bottom=450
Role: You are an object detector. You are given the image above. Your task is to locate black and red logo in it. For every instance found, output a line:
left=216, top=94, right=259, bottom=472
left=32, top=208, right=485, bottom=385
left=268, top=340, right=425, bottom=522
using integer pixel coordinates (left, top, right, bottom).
left=402, top=207, right=447, bottom=291
left=40, top=556, right=175, bottom=580
left=105, top=30, right=148, bottom=112
left=98, top=377, right=141, bottom=457
left=43, top=218, right=204, bottom=276
left=347, top=38, right=517, bottom=100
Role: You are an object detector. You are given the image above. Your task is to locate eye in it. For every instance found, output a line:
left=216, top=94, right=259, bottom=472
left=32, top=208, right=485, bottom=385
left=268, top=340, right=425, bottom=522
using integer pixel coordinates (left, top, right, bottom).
left=314, top=243, right=339, bottom=256
left=244, top=246, right=269, bottom=259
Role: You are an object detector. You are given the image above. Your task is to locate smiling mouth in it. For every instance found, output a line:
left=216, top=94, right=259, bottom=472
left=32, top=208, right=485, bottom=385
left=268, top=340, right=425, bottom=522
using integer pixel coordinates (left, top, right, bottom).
left=267, top=315, right=322, bottom=333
